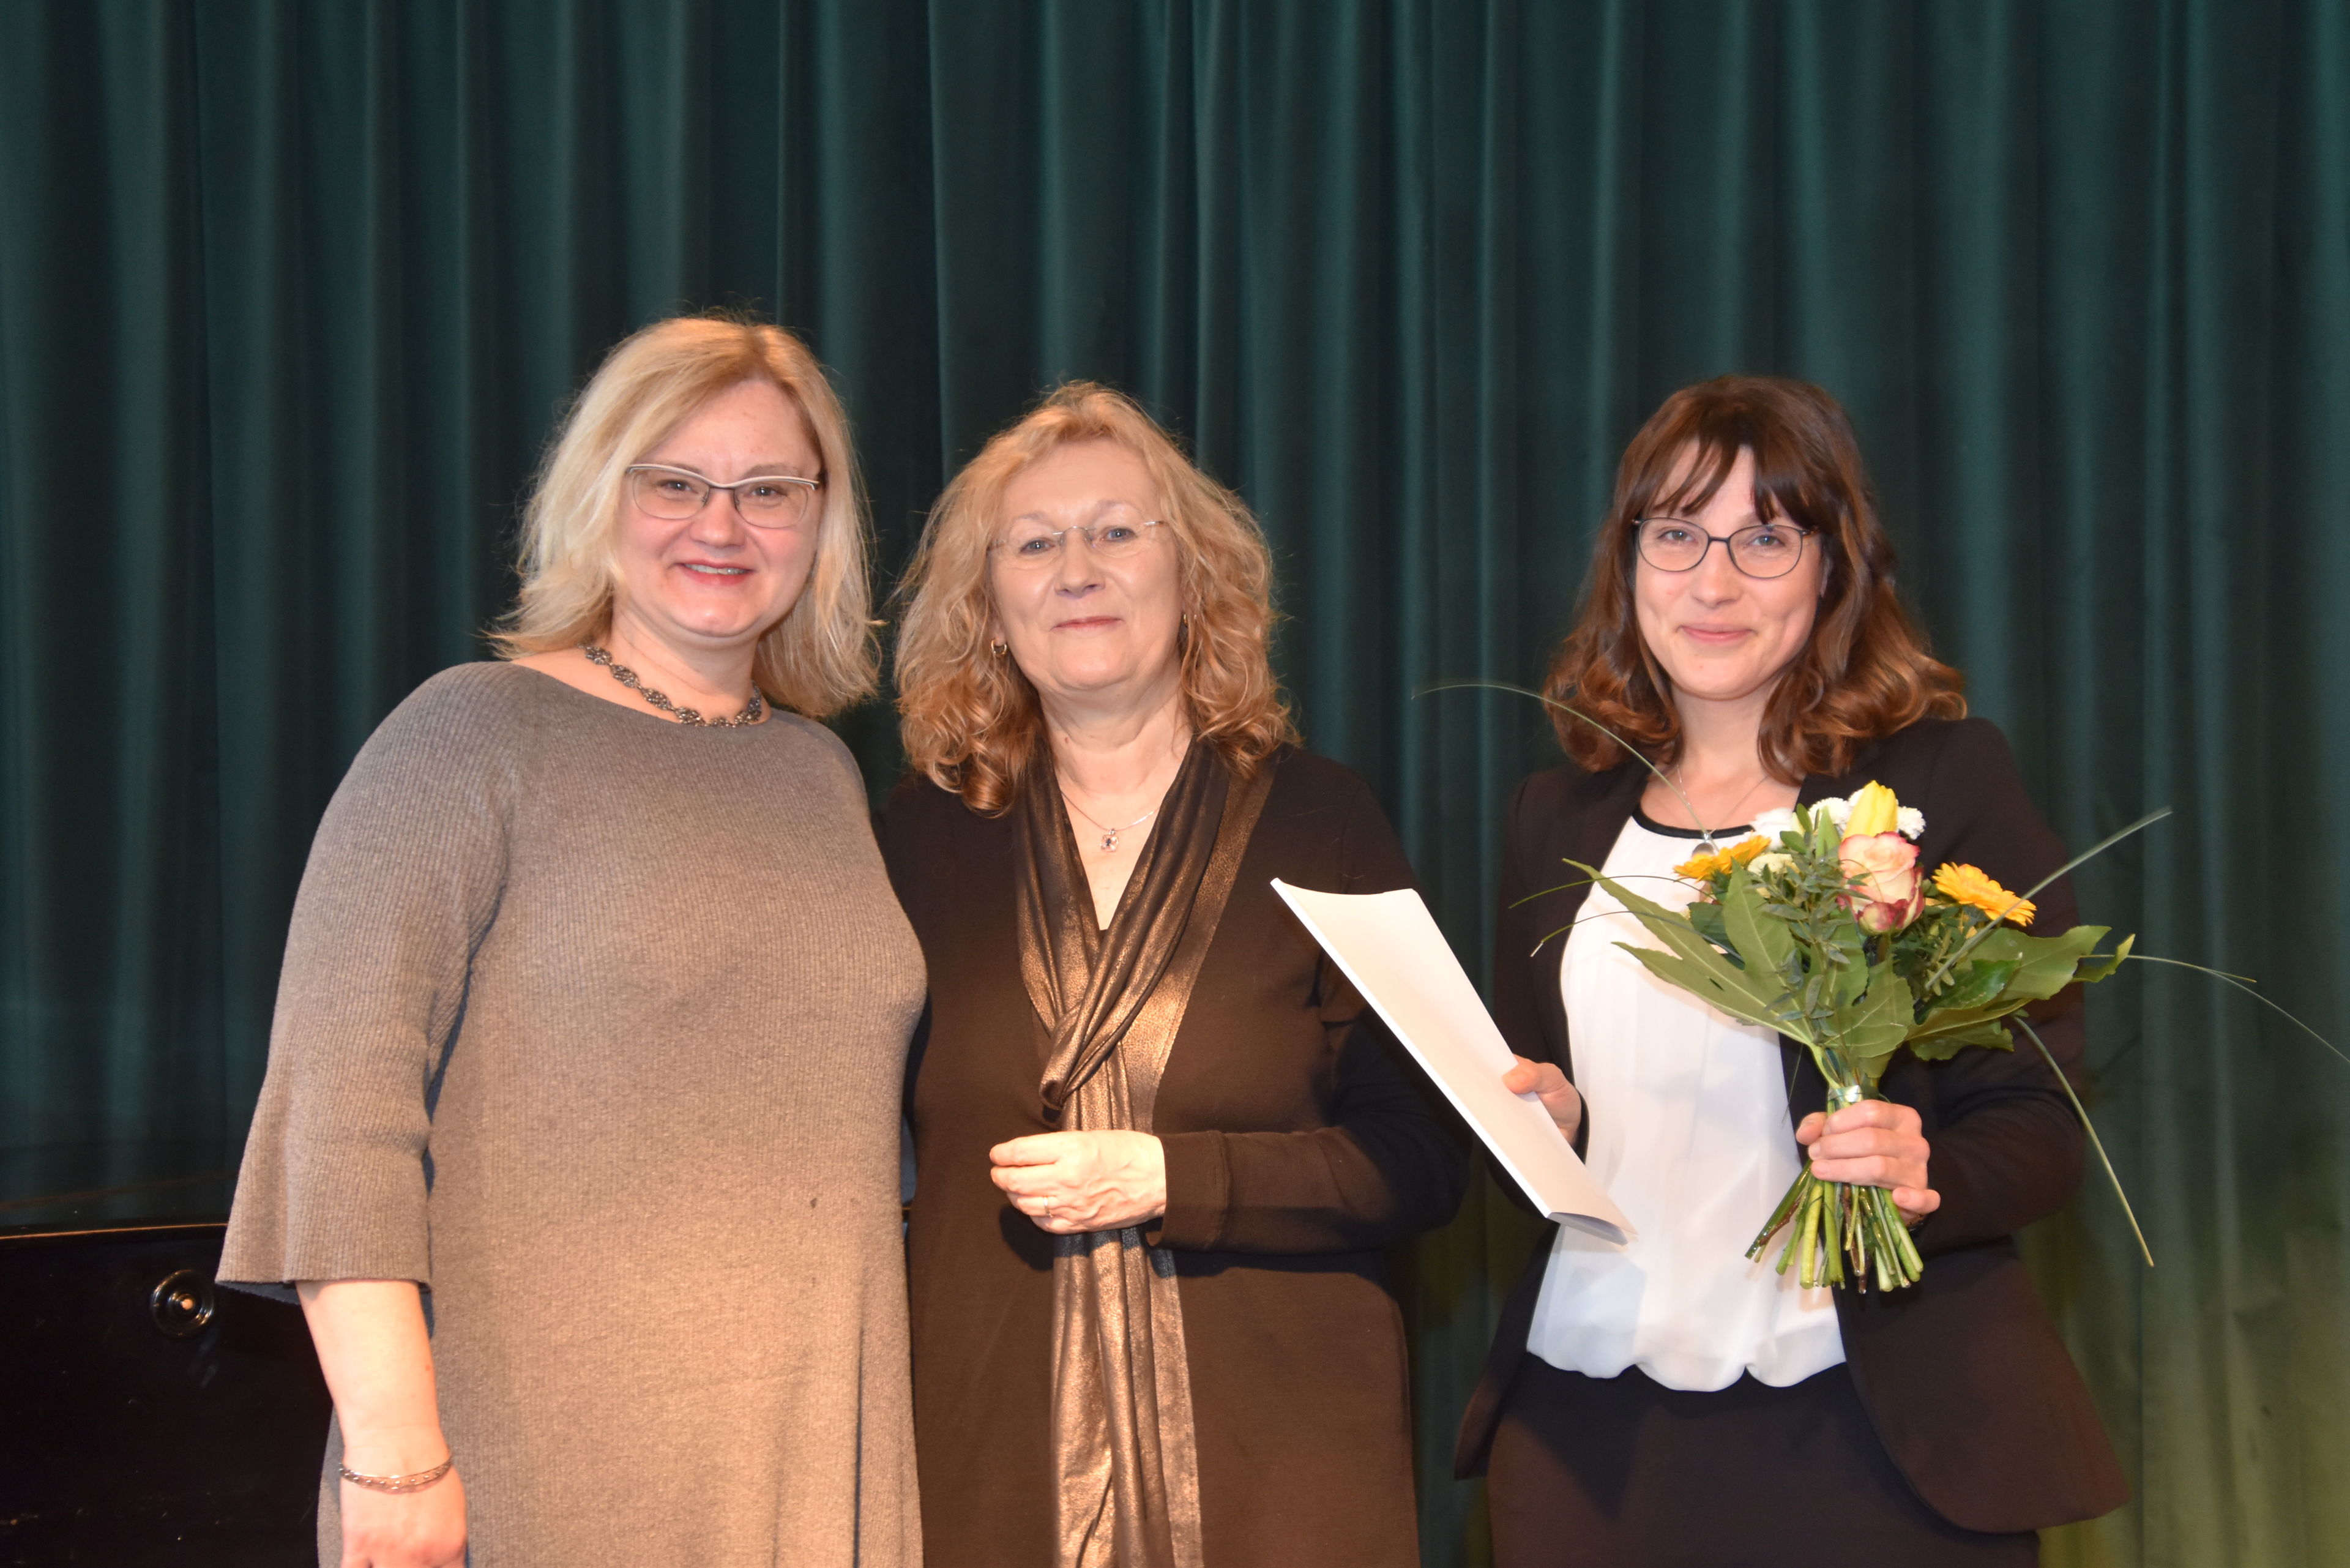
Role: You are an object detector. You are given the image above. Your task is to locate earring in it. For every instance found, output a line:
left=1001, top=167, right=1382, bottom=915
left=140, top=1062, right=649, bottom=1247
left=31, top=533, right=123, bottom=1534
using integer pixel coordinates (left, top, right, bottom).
left=990, top=638, right=1009, bottom=657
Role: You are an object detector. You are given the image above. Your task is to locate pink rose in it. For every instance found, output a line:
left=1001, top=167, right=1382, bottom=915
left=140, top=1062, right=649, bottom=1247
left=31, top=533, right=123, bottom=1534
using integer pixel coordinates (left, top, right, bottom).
left=1840, top=832, right=1923, bottom=933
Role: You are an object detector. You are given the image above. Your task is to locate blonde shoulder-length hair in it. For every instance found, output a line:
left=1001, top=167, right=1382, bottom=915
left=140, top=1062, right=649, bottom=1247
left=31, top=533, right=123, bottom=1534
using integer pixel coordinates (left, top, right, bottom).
left=491, top=315, right=879, bottom=717
left=895, top=383, right=1297, bottom=813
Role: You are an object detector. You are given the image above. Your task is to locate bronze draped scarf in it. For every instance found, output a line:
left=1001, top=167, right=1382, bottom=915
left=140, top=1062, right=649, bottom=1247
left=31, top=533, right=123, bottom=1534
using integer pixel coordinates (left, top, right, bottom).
left=1015, top=742, right=1277, bottom=1568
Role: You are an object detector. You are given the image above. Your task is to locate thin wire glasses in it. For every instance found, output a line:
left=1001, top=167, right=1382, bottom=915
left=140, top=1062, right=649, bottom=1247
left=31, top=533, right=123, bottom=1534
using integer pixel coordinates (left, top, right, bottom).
left=626, top=463, right=822, bottom=528
left=1635, top=516, right=1812, bottom=579
left=991, top=510, right=1167, bottom=570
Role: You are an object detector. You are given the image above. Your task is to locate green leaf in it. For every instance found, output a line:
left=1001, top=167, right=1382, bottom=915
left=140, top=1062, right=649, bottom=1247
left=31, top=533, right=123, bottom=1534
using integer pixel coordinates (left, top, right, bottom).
left=1617, top=947, right=1805, bottom=1039
left=1928, top=957, right=2020, bottom=1014
left=1908, top=1017, right=2015, bottom=1061
left=1907, top=997, right=2029, bottom=1044
left=1830, top=937, right=1872, bottom=1013
left=1828, top=973, right=1915, bottom=1064
left=1721, top=865, right=1796, bottom=980
left=1576, top=865, right=1745, bottom=972
left=2075, top=932, right=2136, bottom=984
left=1687, top=900, right=1733, bottom=957
left=1968, top=924, right=2110, bottom=1002
left=1566, top=859, right=1815, bottom=1047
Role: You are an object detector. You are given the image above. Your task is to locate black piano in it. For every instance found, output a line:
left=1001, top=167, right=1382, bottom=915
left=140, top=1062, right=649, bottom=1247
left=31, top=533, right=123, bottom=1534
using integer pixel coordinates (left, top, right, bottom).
left=1, top=1141, right=330, bottom=1565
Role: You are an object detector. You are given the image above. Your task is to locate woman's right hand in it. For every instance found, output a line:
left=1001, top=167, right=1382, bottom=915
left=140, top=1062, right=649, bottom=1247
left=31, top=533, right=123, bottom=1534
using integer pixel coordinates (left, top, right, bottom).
left=296, top=1282, right=466, bottom=1568
left=1502, top=1055, right=1583, bottom=1144
left=337, top=1452, right=468, bottom=1567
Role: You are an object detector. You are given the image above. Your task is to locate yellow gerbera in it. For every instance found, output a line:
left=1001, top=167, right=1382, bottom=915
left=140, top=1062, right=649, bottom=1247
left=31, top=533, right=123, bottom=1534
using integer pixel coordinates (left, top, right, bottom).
left=1675, top=835, right=1769, bottom=883
left=1933, top=863, right=2036, bottom=926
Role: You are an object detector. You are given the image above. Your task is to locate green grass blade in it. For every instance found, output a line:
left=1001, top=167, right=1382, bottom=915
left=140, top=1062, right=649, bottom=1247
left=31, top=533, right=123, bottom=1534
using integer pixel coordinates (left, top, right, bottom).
left=2120, top=954, right=2350, bottom=1069
left=1417, top=679, right=1736, bottom=842
left=2014, top=1016, right=2153, bottom=1267
left=1510, top=872, right=1696, bottom=909
left=1528, top=908, right=1665, bottom=955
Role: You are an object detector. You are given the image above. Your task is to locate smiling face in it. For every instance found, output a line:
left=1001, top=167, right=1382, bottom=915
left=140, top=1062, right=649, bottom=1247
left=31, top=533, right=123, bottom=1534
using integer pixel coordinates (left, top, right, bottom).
left=611, top=378, right=824, bottom=656
left=988, top=439, right=1184, bottom=719
left=1633, top=445, right=1826, bottom=709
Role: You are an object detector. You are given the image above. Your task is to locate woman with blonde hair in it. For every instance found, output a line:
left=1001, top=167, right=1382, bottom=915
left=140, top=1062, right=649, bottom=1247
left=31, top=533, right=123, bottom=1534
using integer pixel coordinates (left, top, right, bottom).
left=882, top=383, right=1468, bottom=1568
left=220, top=315, right=926, bottom=1567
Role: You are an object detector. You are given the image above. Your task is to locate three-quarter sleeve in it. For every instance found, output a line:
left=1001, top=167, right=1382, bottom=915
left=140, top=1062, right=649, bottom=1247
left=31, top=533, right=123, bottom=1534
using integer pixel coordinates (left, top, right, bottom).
left=1907, top=719, right=2092, bottom=1254
left=218, top=670, right=519, bottom=1298
left=1154, top=774, right=1472, bottom=1255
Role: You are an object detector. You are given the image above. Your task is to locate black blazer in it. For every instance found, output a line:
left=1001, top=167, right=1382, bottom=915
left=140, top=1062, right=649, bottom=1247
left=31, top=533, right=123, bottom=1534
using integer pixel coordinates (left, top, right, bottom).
left=1453, top=717, right=2129, bottom=1535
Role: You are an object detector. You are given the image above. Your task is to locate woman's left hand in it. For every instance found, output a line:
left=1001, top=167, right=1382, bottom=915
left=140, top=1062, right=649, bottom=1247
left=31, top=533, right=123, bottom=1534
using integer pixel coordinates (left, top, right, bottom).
left=1796, top=1101, right=1941, bottom=1227
left=990, top=1131, right=1168, bottom=1234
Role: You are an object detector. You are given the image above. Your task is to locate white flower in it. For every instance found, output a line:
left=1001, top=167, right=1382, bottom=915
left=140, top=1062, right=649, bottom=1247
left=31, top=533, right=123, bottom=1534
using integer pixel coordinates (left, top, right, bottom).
left=1750, top=807, right=1801, bottom=844
left=1751, top=851, right=1795, bottom=875
left=1811, top=796, right=1853, bottom=828
left=1897, top=806, right=1926, bottom=840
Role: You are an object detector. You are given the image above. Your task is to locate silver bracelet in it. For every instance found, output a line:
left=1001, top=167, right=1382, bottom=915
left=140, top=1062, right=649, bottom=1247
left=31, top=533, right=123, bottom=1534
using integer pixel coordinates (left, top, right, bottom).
left=338, top=1453, right=456, bottom=1493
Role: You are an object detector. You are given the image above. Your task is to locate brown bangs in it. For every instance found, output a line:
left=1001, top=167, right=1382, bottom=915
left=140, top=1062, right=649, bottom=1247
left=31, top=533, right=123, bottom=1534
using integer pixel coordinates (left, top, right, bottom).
left=1542, top=375, right=1965, bottom=782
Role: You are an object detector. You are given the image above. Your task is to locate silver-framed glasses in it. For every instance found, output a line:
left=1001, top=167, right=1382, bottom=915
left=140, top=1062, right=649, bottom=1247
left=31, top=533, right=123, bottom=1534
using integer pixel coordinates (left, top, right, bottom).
left=626, top=463, right=822, bottom=528
left=991, top=510, right=1167, bottom=570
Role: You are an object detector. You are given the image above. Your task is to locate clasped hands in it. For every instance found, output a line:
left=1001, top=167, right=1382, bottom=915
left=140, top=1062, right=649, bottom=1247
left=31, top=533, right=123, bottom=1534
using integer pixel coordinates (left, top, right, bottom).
left=991, top=1130, right=1168, bottom=1234
left=1502, top=1055, right=1941, bottom=1227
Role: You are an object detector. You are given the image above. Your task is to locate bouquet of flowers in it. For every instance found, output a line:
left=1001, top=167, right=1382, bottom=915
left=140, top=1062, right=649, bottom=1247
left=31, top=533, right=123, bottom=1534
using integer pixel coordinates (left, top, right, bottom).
left=1423, top=676, right=2346, bottom=1293
left=1574, top=782, right=2133, bottom=1293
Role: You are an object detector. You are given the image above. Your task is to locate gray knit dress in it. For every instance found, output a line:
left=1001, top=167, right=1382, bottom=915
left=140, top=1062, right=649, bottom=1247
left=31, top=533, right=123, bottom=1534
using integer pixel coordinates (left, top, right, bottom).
left=220, top=662, right=926, bottom=1567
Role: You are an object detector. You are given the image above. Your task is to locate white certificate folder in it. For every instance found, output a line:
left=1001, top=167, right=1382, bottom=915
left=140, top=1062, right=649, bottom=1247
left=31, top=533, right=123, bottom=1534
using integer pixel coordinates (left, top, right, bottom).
left=1272, top=879, right=1631, bottom=1244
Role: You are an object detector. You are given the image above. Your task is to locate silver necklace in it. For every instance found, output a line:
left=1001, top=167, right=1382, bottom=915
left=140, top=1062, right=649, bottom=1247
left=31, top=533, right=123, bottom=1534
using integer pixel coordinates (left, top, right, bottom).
left=581, top=643, right=764, bottom=728
left=1669, top=764, right=1772, bottom=840
left=1063, top=793, right=1158, bottom=853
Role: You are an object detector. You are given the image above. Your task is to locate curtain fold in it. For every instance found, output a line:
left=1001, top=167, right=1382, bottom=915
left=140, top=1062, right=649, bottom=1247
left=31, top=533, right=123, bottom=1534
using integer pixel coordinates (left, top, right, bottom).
left=3, top=3, right=2344, bottom=1562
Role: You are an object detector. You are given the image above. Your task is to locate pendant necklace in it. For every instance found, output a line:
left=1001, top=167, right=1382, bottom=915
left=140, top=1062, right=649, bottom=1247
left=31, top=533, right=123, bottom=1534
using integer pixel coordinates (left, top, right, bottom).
left=1670, top=764, right=1772, bottom=845
left=582, top=643, right=764, bottom=728
left=1063, top=793, right=1157, bottom=854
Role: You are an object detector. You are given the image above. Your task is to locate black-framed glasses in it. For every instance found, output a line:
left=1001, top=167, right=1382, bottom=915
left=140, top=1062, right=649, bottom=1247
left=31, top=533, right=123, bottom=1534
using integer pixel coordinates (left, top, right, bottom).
left=626, top=463, right=822, bottom=528
left=1635, top=517, right=1811, bottom=579
left=990, top=512, right=1167, bottom=570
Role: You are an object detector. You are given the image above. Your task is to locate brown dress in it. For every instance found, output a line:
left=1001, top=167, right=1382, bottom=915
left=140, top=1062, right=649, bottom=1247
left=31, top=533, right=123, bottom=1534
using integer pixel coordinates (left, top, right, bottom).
left=881, top=747, right=1470, bottom=1568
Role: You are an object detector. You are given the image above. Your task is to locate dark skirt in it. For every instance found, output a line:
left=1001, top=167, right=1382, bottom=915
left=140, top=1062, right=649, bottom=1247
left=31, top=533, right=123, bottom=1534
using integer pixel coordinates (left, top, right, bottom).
left=1488, top=1357, right=2040, bottom=1568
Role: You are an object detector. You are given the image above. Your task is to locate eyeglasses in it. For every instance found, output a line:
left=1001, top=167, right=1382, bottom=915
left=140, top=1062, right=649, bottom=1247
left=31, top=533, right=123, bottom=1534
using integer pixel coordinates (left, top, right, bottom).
left=626, top=463, right=822, bottom=528
left=991, top=512, right=1167, bottom=570
left=1635, top=517, right=1812, bottom=579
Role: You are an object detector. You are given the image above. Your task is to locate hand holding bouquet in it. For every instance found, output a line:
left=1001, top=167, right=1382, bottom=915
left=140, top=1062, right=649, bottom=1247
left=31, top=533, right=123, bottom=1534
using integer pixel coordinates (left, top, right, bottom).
left=1575, top=782, right=2132, bottom=1293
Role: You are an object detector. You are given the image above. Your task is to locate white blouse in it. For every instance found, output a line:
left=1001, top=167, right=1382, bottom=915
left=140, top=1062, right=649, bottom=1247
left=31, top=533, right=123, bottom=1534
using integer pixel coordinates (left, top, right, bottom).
left=1524, top=812, right=1845, bottom=1391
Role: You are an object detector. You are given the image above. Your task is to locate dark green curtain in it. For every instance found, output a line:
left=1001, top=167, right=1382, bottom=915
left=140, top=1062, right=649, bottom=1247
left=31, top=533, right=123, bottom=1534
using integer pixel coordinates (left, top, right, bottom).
left=4, top=4, right=2346, bottom=1563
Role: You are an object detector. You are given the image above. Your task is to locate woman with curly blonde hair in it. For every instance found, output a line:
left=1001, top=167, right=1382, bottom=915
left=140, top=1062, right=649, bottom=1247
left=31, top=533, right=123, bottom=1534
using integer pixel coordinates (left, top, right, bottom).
left=882, top=383, right=1467, bottom=1568
left=221, top=315, right=925, bottom=1567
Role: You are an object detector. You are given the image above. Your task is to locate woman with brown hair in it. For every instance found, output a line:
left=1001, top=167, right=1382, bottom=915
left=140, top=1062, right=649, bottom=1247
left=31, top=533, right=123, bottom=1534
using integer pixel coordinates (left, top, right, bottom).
left=1459, top=376, right=2127, bottom=1564
left=220, top=316, right=923, bottom=1567
left=884, top=383, right=1468, bottom=1568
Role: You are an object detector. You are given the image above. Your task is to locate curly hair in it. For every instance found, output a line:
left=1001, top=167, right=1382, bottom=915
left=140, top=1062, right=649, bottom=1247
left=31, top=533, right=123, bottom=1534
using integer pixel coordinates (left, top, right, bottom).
left=490, top=313, right=879, bottom=717
left=1544, top=375, right=1964, bottom=780
left=894, top=383, right=1297, bottom=813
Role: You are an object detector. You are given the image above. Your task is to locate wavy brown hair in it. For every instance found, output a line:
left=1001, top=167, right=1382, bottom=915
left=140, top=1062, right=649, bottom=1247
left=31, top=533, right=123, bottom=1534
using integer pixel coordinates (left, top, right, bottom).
left=895, top=383, right=1297, bottom=813
left=1544, top=375, right=1964, bottom=780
